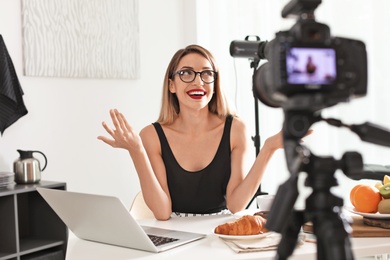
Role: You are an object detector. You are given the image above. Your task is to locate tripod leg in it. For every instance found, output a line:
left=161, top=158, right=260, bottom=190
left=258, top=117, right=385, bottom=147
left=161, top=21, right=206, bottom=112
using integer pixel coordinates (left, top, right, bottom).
left=274, top=210, right=305, bottom=260
left=313, top=211, right=354, bottom=260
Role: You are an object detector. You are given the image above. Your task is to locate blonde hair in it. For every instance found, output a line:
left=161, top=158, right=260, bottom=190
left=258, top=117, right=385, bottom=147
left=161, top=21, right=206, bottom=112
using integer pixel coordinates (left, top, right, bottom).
left=157, top=44, right=235, bottom=124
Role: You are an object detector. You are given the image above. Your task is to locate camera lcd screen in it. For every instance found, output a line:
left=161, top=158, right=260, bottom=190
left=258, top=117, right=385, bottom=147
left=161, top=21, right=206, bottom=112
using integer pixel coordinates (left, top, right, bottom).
left=286, top=47, right=337, bottom=85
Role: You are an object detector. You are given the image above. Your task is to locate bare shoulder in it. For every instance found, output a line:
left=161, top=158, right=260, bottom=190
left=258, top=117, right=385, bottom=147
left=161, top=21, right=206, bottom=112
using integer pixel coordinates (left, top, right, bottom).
left=140, top=124, right=156, bottom=138
left=231, top=116, right=247, bottom=135
left=140, top=124, right=160, bottom=152
left=231, top=116, right=248, bottom=146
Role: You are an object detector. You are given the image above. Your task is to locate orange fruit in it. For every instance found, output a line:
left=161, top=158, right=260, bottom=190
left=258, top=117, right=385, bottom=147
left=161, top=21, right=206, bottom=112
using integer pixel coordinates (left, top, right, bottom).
left=350, top=184, right=381, bottom=213
left=350, top=184, right=364, bottom=207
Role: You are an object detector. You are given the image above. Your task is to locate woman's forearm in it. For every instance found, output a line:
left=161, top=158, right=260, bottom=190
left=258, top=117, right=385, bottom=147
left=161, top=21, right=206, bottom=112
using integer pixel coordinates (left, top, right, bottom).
left=227, top=139, right=278, bottom=213
left=128, top=147, right=172, bottom=220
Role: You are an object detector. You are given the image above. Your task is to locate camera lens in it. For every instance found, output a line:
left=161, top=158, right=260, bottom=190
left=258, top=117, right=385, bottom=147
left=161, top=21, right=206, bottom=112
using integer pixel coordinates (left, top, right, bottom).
left=253, top=63, right=283, bottom=108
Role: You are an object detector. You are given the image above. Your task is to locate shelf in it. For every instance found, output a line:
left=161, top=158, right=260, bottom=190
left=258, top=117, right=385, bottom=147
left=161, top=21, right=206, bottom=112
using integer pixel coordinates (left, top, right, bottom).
left=0, top=181, right=67, bottom=260
left=0, top=252, right=17, bottom=260
left=0, top=194, right=17, bottom=257
left=21, top=248, right=64, bottom=260
left=19, top=239, right=65, bottom=255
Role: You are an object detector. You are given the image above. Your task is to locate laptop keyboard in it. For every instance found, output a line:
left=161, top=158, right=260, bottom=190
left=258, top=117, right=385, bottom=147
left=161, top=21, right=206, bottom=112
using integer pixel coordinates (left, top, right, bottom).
left=148, top=234, right=179, bottom=246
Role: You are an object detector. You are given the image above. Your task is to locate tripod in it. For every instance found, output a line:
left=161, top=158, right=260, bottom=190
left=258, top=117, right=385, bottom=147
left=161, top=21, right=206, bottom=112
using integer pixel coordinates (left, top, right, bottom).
left=246, top=57, right=268, bottom=209
left=270, top=144, right=355, bottom=259
left=265, top=102, right=390, bottom=260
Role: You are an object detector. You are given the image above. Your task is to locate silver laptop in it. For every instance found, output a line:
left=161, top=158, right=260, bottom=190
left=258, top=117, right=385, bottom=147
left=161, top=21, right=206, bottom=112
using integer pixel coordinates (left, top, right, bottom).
left=36, top=188, right=206, bottom=253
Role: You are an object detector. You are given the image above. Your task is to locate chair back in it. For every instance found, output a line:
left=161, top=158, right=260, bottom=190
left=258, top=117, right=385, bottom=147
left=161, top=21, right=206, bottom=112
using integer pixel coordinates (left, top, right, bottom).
left=130, top=191, right=154, bottom=219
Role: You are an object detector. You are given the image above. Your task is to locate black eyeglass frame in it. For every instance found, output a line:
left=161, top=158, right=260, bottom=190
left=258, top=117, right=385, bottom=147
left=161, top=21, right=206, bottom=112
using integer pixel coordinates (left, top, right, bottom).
left=171, top=69, right=218, bottom=84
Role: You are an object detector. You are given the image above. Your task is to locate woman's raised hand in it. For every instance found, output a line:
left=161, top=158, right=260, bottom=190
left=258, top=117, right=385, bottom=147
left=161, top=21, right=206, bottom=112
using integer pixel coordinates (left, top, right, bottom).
left=264, top=128, right=314, bottom=151
left=98, top=109, right=142, bottom=152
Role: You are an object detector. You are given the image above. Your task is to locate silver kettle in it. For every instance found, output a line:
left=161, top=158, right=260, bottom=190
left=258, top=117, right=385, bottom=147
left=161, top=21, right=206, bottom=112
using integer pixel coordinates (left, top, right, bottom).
left=13, top=149, right=48, bottom=184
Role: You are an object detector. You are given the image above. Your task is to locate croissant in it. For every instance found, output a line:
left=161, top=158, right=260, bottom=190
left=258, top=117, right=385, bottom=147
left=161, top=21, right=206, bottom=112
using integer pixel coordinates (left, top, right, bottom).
left=214, top=215, right=267, bottom=235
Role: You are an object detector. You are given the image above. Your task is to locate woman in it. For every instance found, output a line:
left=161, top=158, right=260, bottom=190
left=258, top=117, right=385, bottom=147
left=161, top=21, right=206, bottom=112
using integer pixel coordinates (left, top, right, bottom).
left=98, top=44, right=284, bottom=220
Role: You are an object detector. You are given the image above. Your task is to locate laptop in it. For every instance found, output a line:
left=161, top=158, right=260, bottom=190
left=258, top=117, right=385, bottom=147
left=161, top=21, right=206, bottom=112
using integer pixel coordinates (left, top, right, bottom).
left=36, top=188, right=206, bottom=253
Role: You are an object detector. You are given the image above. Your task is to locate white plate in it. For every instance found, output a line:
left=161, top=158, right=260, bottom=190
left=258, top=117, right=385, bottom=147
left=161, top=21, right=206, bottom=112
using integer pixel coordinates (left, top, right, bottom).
left=214, top=231, right=271, bottom=240
left=345, top=206, right=390, bottom=219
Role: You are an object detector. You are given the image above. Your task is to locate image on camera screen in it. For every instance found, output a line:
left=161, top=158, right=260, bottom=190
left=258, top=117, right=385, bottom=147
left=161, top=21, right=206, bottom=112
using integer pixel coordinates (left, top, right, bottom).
left=286, top=47, right=336, bottom=85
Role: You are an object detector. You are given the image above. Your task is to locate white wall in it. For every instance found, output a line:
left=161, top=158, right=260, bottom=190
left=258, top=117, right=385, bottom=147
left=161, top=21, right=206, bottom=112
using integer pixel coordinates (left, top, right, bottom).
left=1, top=0, right=390, bottom=210
left=0, top=0, right=197, bottom=207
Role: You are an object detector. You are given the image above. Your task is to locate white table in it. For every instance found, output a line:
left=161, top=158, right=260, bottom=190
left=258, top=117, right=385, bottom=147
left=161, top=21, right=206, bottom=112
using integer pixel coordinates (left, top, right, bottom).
left=65, top=213, right=390, bottom=260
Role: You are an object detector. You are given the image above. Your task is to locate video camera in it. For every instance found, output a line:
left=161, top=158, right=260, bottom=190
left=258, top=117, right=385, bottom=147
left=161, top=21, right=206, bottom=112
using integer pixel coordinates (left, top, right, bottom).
left=230, top=0, right=390, bottom=259
left=230, top=0, right=368, bottom=110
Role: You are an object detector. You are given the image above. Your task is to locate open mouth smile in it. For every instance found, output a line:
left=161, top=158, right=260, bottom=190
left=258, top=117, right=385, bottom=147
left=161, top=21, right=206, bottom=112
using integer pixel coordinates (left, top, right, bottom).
left=187, top=89, right=207, bottom=99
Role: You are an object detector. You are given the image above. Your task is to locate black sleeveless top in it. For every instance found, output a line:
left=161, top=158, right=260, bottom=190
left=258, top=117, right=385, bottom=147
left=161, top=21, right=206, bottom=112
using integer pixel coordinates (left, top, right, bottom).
left=152, top=115, right=233, bottom=214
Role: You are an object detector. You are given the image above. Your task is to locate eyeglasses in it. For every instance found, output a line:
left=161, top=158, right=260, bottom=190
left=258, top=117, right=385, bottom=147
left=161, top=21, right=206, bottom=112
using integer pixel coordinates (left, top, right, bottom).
left=172, top=69, right=217, bottom=84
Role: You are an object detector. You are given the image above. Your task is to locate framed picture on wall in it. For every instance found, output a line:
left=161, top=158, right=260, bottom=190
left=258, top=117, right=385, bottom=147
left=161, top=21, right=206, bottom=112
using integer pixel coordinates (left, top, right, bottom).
left=21, top=0, right=140, bottom=79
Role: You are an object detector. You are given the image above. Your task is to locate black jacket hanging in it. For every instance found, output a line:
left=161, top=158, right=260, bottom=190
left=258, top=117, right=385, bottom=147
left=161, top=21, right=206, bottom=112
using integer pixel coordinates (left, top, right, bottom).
left=0, top=34, right=28, bottom=135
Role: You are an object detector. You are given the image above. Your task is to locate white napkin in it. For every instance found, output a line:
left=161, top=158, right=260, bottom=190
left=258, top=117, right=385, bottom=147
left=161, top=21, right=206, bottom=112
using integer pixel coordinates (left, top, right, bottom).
left=221, top=232, right=305, bottom=253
